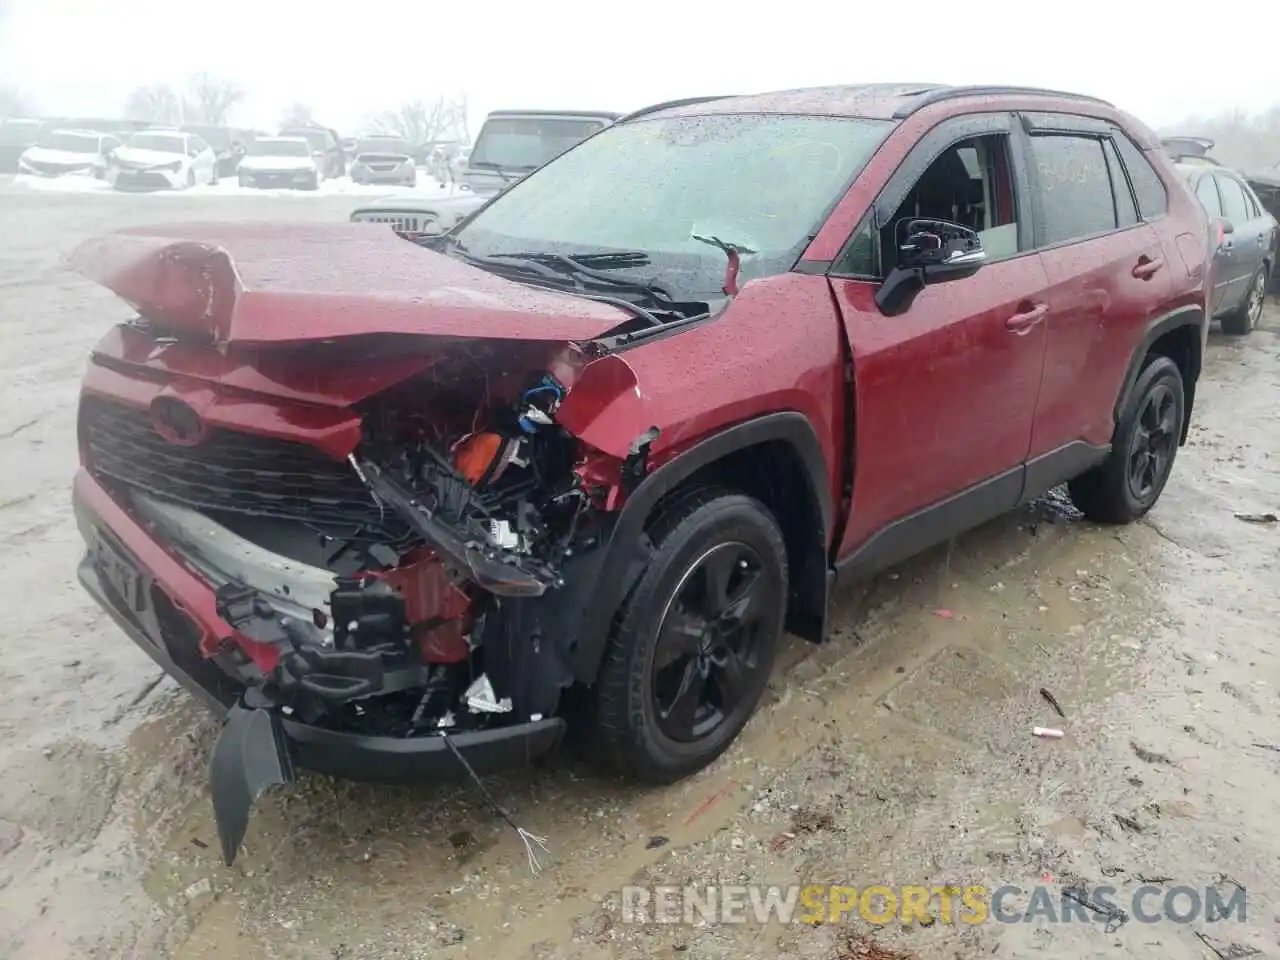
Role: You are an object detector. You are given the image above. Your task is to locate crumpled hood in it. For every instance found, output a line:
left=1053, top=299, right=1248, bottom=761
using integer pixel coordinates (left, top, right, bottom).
left=69, top=220, right=628, bottom=345
left=238, top=155, right=317, bottom=173
left=113, top=147, right=185, bottom=168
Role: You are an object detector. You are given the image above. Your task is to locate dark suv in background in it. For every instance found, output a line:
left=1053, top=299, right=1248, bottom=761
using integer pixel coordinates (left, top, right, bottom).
left=1162, top=136, right=1277, bottom=334
left=348, top=108, right=620, bottom=236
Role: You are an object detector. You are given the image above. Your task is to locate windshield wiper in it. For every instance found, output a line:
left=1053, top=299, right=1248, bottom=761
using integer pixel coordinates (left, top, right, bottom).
left=448, top=244, right=665, bottom=327
left=691, top=234, right=757, bottom=297
left=488, top=251, right=680, bottom=302
left=465, top=160, right=511, bottom=181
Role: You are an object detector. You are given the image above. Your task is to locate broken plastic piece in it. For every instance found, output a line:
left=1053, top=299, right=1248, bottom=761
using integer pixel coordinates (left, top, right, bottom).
left=486, top=519, right=520, bottom=551
left=1033, top=727, right=1065, bottom=739
left=464, top=674, right=513, bottom=714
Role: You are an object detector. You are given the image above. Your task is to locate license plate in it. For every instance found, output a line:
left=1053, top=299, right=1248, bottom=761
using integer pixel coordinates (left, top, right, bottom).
left=94, top=533, right=142, bottom=613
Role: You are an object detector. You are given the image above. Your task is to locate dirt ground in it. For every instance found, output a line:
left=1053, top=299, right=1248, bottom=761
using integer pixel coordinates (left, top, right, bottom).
left=1, top=182, right=1277, bottom=960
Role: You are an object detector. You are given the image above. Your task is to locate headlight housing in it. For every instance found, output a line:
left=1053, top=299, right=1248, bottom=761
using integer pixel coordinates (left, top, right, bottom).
left=158, top=161, right=183, bottom=172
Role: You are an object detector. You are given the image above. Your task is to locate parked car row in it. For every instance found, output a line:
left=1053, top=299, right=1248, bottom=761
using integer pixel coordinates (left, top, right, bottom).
left=3, top=113, right=444, bottom=191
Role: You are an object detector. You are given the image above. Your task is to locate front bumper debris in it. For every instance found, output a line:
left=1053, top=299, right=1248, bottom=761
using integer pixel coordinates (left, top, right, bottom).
left=73, top=469, right=567, bottom=863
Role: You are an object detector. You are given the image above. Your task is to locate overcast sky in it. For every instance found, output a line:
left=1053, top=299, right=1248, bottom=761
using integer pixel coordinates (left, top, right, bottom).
left=2, top=0, right=1275, bottom=135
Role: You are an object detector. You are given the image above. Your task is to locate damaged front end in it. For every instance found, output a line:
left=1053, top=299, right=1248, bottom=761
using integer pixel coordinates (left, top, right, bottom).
left=71, top=225, right=661, bottom=864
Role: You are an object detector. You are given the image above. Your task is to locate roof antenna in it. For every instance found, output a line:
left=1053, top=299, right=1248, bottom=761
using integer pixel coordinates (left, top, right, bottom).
left=691, top=233, right=757, bottom=297
left=439, top=730, right=551, bottom=874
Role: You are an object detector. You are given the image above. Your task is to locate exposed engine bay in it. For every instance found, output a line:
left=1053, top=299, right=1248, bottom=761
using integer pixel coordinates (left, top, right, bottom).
left=83, top=346, right=649, bottom=747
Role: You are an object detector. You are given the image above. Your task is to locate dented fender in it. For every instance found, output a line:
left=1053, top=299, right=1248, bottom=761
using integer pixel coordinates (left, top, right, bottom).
left=559, top=410, right=834, bottom=684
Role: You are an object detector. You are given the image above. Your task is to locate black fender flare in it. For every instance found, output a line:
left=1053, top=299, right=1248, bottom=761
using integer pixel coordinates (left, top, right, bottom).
left=563, top=410, right=833, bottom=684
left=1113, top=306, right=1204, bottom=445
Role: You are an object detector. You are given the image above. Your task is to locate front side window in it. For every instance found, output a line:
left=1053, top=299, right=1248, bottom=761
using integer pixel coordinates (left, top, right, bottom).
left=456, top=113, right=894, bottom=300
left=1194, top=175, right=1222, bottom=217
left=1029, top=134, right=1118, bottom=246
left=1217, top=175, right=1251, bottom=224
left=126, top=133, right=186, bottom=153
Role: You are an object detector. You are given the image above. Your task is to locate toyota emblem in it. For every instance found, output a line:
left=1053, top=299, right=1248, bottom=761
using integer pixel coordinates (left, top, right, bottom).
left=150, top=396, right=207, bottom=445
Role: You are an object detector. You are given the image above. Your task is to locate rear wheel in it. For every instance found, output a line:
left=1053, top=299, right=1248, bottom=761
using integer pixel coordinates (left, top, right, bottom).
left=1221, top=268, right=1266, bottom=335
left=590, top=487, right=787, bottom=783
left=1068, top=355, right=1185, bottom=523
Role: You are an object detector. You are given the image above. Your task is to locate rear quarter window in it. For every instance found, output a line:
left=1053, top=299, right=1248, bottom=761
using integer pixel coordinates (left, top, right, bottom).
left=1112, top=133, right=1168, bottom=220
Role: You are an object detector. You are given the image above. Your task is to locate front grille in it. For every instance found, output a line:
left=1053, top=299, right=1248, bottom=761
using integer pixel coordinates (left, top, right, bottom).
left=82, top=397, right=411, bottom=544
left=350, top=210, right=443, bottom=234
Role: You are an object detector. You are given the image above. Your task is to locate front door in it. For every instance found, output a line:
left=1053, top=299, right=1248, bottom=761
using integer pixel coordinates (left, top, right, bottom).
left=1215, top=172, right=1268, bottom=313
left=827, top=112, right=1049, bottom=567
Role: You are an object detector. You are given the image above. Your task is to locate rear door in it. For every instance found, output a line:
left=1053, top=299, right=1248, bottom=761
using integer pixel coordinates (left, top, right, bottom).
left=1215, top=172, right=1268, bottom=308
left=827, top=112, right=1050, bottom=561
left=1021, top=113, right=1171, bottom=469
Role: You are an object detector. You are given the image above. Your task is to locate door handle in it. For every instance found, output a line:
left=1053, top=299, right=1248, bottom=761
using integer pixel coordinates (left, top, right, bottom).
left=1006, top=303, right=1048, bottom=334
left=1132, top=256, right=1164, bottom=280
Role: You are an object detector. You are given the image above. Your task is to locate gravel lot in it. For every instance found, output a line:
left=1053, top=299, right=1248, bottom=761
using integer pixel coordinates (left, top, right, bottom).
left=0, top=180, right=1278, bottom=960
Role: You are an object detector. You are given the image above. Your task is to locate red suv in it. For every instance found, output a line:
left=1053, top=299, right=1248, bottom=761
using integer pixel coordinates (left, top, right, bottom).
left=70, top=84, right=1209, bottom=864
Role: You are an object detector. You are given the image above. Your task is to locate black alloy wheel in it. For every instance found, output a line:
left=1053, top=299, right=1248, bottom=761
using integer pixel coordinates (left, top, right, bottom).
left=590, top=487, right=788, bottom=783
left=1126, top=380, right=1178, bottom=505
left=651, top=540, right=778, bottom=743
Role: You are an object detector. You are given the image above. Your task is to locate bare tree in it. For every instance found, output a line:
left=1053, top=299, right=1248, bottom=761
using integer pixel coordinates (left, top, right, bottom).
left=124, top=84, right=184, bottom=125
left=279, top=102, right=315, bottom=128
left=369, top=96, right=468, bottom=145
left=0, top=86, right=31, bottom=119
left=186, top=72, right=244, bottom=125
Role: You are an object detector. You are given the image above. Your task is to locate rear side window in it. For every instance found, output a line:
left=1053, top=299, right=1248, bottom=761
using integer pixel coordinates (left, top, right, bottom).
left=1029, top=134, right=1117, bottom=246
left=1195, top=175, right=1222, bottom=217
left=1111, top=134, right=1168, bottom=219
left=1102, top=139, right=1138, bottom=228
left=1217, top=176, right=1251, bottom=224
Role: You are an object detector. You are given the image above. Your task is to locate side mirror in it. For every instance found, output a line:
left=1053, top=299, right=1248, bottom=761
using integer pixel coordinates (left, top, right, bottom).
left=875, top=218, right=986, bottom=316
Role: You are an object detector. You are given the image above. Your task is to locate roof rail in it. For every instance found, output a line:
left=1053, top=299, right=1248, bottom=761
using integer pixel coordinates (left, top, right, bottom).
left=617, top=95, right=736, bottom=123
left=892, top=85, right=1113, bottom=119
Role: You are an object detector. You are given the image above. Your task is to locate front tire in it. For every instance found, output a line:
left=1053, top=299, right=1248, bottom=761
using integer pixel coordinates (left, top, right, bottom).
left=590, top=487, right=788, bottom=783
left=1221, top=268, right=1266, bottom=336
left=184, top=168, right=195, bottom=189
left=1068, top=355, right=1185, bottom=524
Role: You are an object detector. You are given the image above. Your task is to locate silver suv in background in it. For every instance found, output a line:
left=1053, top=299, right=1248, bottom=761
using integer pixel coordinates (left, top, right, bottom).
left=348, top=108, right=619, bottom=236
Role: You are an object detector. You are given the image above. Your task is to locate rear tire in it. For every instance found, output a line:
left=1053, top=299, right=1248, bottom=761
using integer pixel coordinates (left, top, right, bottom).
left=1068, top=355, right=1185, bottom=524
left=589, top=487, right=787, bottom=784
left=1221, top=268, right=1266, bottom=335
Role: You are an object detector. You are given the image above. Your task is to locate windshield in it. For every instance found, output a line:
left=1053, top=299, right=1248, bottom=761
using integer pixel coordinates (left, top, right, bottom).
left=183, top=126, right=231, bottom=150
left=0, top=120, right=40, bottom=145
left=125, top=133, right=186, bottom=153
left=358, top=137, right=411, bottom=155
left=36, top=131, right=100, bottom=153
left=248, top=138, right=310, bottom=157
left=469, top=116, right=608, bottom=171
left=283, top=129, right=328, bottom=151
left=455, top=113, right=894, bottom=299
